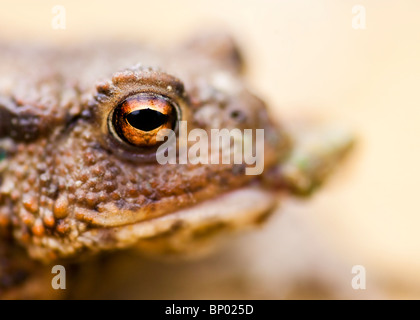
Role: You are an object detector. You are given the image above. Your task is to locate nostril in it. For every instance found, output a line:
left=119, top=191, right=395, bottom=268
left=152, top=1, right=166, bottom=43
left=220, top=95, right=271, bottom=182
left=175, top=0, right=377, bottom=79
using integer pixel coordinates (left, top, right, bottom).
left=230, top=110, right=246, bottom=122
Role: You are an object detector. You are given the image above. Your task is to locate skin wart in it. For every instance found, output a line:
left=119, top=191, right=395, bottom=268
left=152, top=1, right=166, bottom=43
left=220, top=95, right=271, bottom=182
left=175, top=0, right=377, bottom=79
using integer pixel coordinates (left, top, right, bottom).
left=0, top=33, right=354, bottom=297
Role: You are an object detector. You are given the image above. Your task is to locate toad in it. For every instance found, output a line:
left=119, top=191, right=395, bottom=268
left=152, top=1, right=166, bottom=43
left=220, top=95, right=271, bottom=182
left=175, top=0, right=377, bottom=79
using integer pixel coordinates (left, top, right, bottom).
left=0, top=33, right=353, bottom=298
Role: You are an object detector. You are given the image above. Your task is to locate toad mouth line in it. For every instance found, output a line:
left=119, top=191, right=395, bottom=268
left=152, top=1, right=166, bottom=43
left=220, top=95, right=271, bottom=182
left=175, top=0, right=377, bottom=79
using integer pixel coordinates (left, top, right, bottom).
left=79, top=187, right=278, bottom=253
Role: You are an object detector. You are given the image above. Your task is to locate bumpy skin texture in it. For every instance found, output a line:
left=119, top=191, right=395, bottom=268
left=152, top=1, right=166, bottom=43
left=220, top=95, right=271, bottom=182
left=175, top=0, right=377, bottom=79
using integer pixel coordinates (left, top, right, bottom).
left=0, top=34, right=288, bottom=263
left=0, top=34, right=353, bottom=298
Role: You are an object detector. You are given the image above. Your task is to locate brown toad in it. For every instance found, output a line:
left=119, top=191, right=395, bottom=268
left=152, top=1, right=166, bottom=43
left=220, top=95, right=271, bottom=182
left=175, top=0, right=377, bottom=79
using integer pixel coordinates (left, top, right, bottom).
left=0, top=33, right=353, bottom=298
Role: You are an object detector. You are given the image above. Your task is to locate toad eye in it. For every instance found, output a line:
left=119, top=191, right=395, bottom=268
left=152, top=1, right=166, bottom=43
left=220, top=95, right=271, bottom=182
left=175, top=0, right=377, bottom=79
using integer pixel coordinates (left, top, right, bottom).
left=111, top=93, right=178, bottom=147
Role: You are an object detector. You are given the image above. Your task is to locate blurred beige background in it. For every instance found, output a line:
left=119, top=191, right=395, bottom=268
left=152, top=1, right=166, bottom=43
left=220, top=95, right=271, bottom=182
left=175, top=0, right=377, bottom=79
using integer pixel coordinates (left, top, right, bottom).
left=1, top=0, right=420, bottom=299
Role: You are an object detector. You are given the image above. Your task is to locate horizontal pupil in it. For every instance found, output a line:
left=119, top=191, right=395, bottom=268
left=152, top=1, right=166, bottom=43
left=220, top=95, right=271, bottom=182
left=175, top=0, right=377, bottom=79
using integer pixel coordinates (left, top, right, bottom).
left=126, top=109, right=169, bottom=132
